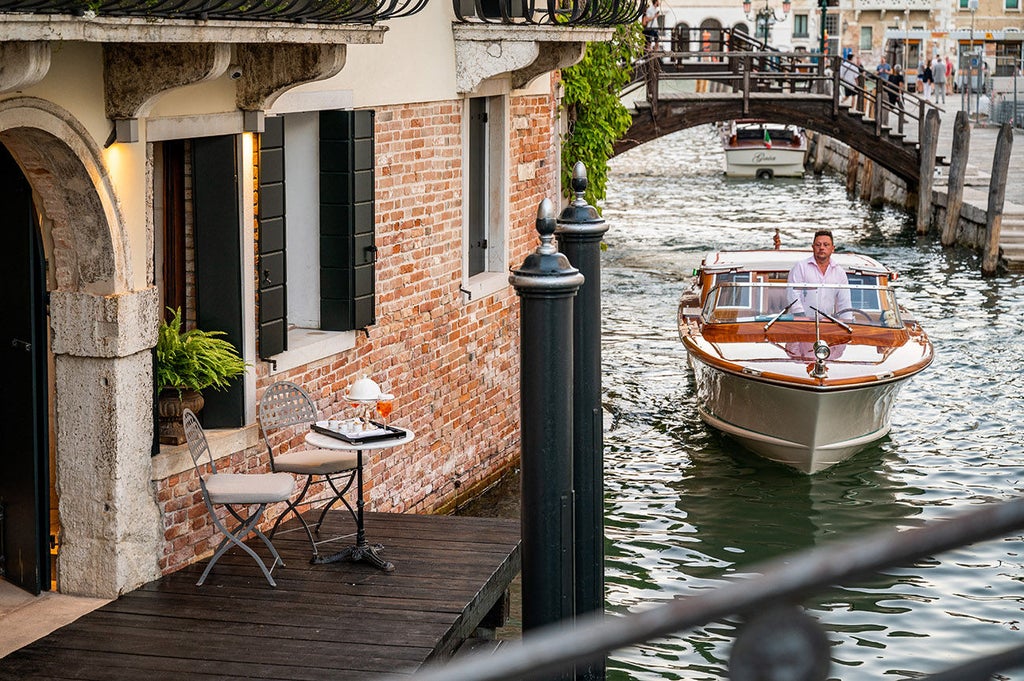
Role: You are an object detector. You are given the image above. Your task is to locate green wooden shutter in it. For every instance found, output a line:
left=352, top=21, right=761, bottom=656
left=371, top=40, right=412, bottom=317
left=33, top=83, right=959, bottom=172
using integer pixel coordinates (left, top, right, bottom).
left=192, top=135, right=244, bottom=427
left=468, top=98, right=488, bottom=277
left=258, top=117, right=287, bottom=358
left=319, top=109, right=376, bottom=332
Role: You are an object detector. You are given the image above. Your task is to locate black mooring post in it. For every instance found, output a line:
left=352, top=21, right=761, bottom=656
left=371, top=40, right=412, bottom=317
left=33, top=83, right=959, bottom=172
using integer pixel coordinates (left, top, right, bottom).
left=509, top=199, right=584, bottom=665
left=555, top=163, right=608, bottom=681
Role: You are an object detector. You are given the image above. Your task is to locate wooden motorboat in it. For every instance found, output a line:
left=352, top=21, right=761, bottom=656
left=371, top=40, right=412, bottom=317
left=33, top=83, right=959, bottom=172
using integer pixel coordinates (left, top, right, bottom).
left=678, top=248, right=934, bottom=474
left=722, top=120, right=807, bottom=179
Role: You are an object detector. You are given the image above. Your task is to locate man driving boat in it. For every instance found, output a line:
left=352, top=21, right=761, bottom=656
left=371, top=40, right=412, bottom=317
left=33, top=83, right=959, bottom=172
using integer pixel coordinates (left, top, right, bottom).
left=786, top=230, right=852, bottom=319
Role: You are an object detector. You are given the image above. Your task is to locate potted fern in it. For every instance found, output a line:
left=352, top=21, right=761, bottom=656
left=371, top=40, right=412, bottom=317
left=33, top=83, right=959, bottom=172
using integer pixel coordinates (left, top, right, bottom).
left=156, top=307, right=248, bottom=444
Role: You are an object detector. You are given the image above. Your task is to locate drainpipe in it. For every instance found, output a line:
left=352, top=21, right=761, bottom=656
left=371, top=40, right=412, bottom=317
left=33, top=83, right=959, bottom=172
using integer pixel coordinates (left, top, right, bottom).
left=509, top=199, right=585, bottom=665
left=555, top=163, right=609, bottom=681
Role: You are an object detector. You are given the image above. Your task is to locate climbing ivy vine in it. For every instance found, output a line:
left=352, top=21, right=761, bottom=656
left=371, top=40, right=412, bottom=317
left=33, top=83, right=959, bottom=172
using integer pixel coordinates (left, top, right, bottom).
left=560, top=24, right=645, bottom=207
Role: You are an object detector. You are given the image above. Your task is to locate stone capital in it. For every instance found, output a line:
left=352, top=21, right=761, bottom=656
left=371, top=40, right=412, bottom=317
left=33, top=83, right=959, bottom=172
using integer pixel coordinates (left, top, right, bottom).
left=0, top=42, right=51, bottom=93
left=452, top=24, right=614, bottom=94
left=50, top=287, right=159, bottom=359
left=235, top=43, right=348, bottom=112
left=104, top=43, right=231, bottom=120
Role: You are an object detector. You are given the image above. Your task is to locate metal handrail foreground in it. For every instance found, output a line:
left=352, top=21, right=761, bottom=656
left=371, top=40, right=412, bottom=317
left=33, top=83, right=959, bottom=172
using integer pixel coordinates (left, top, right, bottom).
left=398, top=496, right=1024, bottom=681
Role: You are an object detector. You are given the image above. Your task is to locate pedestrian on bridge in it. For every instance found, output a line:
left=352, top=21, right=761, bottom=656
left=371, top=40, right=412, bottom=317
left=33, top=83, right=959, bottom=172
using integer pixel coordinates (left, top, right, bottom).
left=887, top=64, right=905, bottom=111
left=876, top=54, right=891, bottom=82
left=920, top=60, right=933, bottom=100
left=932, top=55, right=946, bottom=104
left=642, top=0, right=662, bottom=49
left=840, top=56, right=861, bottom=108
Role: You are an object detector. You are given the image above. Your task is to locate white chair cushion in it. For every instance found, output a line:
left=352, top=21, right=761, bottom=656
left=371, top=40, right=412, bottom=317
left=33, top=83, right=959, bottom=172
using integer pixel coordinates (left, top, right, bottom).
left=272, top=448, right=359, bottom=475
left=205, top=472, right=296, bottom=505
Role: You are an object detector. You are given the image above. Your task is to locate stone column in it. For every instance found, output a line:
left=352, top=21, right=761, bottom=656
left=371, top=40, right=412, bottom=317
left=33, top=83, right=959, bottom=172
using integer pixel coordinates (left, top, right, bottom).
left=49, top=287, right=163, bottom=598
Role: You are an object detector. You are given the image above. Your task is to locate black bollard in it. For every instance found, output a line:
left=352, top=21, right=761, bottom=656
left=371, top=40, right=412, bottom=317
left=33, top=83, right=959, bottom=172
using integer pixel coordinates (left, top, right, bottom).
left=556, top=163, right=608, bottom=681
left=509, top=199, right=585, bottom=665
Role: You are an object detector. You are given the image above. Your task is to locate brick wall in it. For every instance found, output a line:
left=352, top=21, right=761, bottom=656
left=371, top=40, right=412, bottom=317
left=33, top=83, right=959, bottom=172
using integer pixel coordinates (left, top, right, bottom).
left=155, top=83, right=561, bottom=575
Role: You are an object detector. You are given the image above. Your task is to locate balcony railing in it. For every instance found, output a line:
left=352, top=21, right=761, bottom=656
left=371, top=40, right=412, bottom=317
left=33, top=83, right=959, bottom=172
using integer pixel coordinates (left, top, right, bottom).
left=453, top=0, right=643, bottom=26
left=0, top=0, right=428, bottom=24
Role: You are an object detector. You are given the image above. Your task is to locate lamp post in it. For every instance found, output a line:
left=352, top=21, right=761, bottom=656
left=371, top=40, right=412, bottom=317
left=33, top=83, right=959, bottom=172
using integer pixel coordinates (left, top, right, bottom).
left=968, top=0, right=978, bottom=122
left=903, top=8, right=910, bottom=74
left=819, top=0, right=827, bottom=55
left=743, top=0, right=791, bottom=45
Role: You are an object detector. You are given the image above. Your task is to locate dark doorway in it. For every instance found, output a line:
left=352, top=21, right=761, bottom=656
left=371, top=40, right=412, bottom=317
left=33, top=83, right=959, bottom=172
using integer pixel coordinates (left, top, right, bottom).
left=0, top=143, right=50, bottom=594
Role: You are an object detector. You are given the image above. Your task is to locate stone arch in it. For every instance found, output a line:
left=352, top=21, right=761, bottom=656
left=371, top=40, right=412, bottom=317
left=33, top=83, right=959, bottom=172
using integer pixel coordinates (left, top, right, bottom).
left=616, top=98, right=920, bottom=184
left=0, top=96, right=132, bottom=296
left=672, top=22, right=692, bottom=52
left=0, top=97, right=161, bottom=598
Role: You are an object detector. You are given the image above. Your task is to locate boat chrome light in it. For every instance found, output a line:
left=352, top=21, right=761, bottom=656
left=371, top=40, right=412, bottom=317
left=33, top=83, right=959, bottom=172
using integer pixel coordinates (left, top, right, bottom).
left=809, top=340, right=830, bottom=378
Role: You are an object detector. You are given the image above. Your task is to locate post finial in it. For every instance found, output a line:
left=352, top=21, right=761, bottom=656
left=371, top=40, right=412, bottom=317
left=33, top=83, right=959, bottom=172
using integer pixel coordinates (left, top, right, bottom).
left=571, top=162, right=588, bottom=201
left=536, top=198, right=557, bottom=254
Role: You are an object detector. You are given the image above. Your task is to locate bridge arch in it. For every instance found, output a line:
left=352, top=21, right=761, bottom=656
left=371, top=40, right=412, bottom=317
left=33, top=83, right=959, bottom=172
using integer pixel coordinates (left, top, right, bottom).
left=615, top=98, right=920, bottom=185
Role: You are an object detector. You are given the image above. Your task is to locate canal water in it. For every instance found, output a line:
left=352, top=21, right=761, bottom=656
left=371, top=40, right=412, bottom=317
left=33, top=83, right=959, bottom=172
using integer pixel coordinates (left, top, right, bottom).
left=594, top=125, right=1024, bottom=680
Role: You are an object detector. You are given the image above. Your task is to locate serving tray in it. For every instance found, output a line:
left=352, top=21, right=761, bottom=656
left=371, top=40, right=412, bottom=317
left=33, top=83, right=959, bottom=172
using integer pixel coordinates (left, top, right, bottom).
left=312, top=420, right=407, bottom=444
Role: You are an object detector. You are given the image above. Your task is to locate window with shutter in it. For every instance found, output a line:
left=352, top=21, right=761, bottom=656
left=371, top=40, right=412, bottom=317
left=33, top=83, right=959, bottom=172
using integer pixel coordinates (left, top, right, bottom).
left=320, top=109, right=376, bottom=331
left=258, top=116, right=287, bottom=358
left=256, top=110, right=376, bottom=373
left=193, top=134, right=245, bottom=427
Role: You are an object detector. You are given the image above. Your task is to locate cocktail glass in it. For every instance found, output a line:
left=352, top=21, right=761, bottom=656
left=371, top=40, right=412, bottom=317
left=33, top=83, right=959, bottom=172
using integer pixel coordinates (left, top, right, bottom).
left=376, top=394, right=394, bottom=426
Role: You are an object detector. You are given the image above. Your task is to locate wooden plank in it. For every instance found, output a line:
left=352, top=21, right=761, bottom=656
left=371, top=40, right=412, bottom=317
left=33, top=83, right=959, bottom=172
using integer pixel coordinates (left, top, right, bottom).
left=942, top=111, right=970, bottom=247
left=0, top=512, right=519, bottom=681
left=982, top=123, right=1014, bottom=277
left=916, top=108, right=939, bottom=235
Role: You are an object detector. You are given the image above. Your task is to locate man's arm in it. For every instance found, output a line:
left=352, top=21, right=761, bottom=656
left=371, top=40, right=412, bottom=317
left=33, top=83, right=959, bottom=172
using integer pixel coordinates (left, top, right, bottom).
left=786, top=263, right=807, bottom=315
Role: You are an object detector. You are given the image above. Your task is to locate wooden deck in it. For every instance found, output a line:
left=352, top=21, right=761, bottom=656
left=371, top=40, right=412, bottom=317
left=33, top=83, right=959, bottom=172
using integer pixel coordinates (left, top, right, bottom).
left=0, top=512, right=520, bottom=680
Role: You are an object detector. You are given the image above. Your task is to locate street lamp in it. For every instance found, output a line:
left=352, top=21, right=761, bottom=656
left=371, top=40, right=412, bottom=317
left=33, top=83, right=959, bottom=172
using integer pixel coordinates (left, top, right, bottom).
left=819, top=0, right=828, bottom=55
left=967, top=0, right=978, bottom=121
left=743, top=0, right=791, bottom=44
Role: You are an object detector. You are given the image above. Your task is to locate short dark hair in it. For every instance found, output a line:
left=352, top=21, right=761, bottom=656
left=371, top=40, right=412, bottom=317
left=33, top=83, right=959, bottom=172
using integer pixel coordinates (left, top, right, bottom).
left=813, top=229, right=834, bottom=244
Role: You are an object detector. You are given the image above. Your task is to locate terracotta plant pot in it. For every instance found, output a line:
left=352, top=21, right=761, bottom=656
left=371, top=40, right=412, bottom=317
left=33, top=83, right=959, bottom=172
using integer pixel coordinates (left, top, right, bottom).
left=158, top=388, right=205, bottom=445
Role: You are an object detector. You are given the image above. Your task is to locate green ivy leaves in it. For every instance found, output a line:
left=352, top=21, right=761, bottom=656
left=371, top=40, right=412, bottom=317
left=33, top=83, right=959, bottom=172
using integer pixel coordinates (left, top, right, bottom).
left=561, top=24, right=645, bottom=208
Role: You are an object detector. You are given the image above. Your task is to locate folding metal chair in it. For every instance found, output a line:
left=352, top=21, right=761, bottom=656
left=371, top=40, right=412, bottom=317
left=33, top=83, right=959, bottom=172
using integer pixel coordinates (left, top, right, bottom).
left=182, top=408, right=295, bottom=587
left=258, top=381, right=359, bottom=559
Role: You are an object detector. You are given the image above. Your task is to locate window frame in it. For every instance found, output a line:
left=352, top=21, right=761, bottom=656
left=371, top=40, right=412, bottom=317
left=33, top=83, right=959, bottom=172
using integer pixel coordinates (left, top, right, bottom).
left=258, top=110, right=379, bottom=375
left=793, top=14, right=809, bottom=39
left=461, top=89, right=510, bottom=303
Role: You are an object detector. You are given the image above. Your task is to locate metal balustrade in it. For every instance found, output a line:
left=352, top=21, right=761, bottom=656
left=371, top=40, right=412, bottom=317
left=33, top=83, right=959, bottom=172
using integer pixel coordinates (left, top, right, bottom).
left=0, top=0, right=429, bottom=24
left=452, top=0, right=643, bottom=26
left=398, top=496, right=1024, bottom=681
left=0, top=0, right=643, bottom=24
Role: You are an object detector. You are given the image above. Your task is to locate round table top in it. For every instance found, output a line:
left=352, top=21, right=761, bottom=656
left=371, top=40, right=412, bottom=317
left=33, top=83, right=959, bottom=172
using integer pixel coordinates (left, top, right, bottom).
left=305, top=427, right=415, bottom=451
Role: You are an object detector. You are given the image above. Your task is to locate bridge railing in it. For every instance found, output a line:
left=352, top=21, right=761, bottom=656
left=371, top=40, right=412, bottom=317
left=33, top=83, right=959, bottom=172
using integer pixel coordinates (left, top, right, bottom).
left=629, top=28, right=939, bottom=147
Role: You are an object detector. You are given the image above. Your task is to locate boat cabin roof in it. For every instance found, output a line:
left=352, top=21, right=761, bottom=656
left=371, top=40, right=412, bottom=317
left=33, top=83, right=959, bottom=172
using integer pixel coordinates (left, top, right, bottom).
left=700, top=250, right=894, bottom=277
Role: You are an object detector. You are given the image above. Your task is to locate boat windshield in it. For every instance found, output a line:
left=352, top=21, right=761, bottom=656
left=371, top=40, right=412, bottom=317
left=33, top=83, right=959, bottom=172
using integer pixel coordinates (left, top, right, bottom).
left=701, top=280, right=904, bottom=329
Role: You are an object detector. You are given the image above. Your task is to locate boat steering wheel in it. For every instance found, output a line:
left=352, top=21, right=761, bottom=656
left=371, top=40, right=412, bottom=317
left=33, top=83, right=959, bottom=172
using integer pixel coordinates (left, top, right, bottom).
left=836, top=308, right=875, bottom=324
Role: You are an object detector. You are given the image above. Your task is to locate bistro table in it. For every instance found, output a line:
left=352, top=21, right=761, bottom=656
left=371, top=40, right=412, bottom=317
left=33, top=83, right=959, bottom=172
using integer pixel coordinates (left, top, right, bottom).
left=304, top=426, right=414, bottom=572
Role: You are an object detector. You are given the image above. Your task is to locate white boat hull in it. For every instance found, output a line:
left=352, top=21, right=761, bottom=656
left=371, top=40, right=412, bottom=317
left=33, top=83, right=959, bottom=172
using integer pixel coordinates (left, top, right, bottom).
left=724, top=147, right=807, bottom=178
left=690, top=356, right=908, bottom=474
